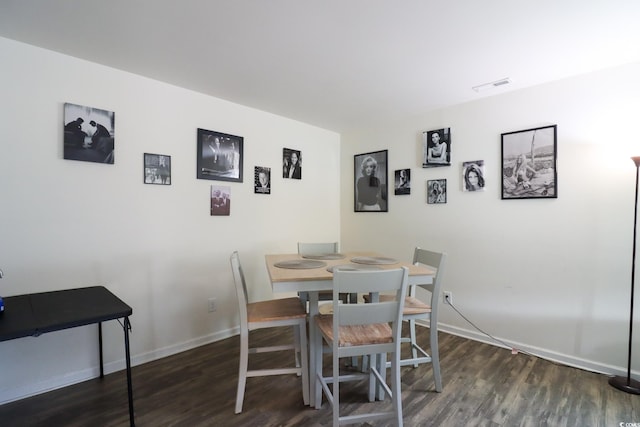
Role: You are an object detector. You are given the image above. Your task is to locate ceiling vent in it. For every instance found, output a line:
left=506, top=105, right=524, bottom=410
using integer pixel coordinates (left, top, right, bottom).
left=472, top=77, right=512, bottom=92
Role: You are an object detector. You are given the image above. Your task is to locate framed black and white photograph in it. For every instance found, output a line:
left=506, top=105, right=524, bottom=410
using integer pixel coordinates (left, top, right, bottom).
left=427, top=179, right=447, bottom=204
left=63, top=102, right=115, bottom=164
left=282, top=148, right=302, bottom=179
left=501, top=125, right=557, bottom=200
left=354, top=150, right=388, bottom=212
left=197, top=128, right=243, bottom=182
left=210, top=185, right=231, bottom=216
left=144, top=153, right=171, bottom=185
left=394, top=169, right=411, bottom=195
left=254, top=166, right=271, bottom=194
left=422, top=127, right=451, bottom=168
left=462, top=160, right=485, bottom=192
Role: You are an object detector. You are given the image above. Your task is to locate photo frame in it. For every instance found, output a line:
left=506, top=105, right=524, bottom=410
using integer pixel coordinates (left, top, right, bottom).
left=462, top=160, right=485, bottom=192
left=422, top=127, right=451, bottom=168
left=63, top=102, right=115, bottom=164
left=501, top=125, right=557, bottom=199
left=427, top=179, right=447, bottom=204
left=394, top=169, right=411, bottom=195
left=354, top=150, right=388, bottom=212
left=254, top=166, right=271, bottom=194
left=210, top=185, right=231, bottom=216
left=282, top=148, right=302, bottom=179
left=197, top=128, right=243, bottom=182
left=144, top=153, right=171, bottom=185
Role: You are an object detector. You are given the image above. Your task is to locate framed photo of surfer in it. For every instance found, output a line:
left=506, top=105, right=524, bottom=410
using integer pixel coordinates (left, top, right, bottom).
left=501, top=125, right=557, bottom=200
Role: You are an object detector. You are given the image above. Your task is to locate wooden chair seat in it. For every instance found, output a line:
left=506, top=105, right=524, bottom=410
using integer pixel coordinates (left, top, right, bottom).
left=364, top=294, right=432, bottom=315
left=248, top=297, right=307, bottom=322
left=316, top=314, right=392, bottom=346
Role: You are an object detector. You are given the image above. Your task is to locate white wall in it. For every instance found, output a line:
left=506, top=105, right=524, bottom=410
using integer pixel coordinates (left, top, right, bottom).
left=341, top=62, right=640, bottom=376
left=0, top=37, right=341, bottom=403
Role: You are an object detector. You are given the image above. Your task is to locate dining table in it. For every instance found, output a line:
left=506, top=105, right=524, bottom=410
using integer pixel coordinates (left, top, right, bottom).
left=264, top=251, right=436, bottom=404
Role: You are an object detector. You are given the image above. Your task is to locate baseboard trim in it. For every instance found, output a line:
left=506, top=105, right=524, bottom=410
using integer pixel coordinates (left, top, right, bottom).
left=0, top=326, right=239, bottom=405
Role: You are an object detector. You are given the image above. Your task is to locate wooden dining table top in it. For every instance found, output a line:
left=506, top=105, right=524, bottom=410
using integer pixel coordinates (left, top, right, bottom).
left=265, top=251, right=435, bottom=287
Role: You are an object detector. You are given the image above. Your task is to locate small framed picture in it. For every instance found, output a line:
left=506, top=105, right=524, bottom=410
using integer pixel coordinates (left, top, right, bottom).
left=210, top=185, right=231, bottom=216
left=501, top=125, right=557, bottom=199
left=422, top=128, right=451, bottom=168
left=394, top=169, right=411, bottom=195
left=427, top=179, right=447, bottom=204
left=462, top=160, right=485, bottom=192
left=254, top=166, right=271, bottom=194
left=63, top=102, right=115, bottom=164
left=283, top=148, right=302, bottom=179
left=197, top=128, right=243, bottom=182
left=144, top=153, right=171, bottom=185
left=354, top=150, right=388, bottom=212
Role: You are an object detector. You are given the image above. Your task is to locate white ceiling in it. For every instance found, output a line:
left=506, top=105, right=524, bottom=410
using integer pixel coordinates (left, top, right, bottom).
left=1, top=0, right=640, bottom=133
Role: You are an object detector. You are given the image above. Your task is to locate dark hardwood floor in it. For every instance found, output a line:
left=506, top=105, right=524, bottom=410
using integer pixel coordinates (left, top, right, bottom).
left=1, top=325, right=638, bottom=426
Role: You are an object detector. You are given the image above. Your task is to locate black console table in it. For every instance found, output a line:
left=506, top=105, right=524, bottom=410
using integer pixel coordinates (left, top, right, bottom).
left=0, top=286, right=135, bottom=426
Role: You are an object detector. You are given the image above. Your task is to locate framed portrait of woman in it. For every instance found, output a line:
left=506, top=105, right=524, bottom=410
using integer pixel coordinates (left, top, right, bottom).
left=422, top=127, right=451, bottom=168
left=501, top=125, right=557, bottom=200
left=354, top=150, right=388, bottom=212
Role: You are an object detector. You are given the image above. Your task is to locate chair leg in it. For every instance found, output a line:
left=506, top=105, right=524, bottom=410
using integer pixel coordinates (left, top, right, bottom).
left=235, top=331, right=249, bottom=414
left=390, top=350, right=403, bottom=426
left=296, top=323, right=310, bottom=405
left=430, top=326, right=442, bottom=392
left=368, top=353, right=376, bottom=402
left=332, top=349, right=340, bottom=426
left=377, top=352, right=387, bottom=401
left=315, top=333, right=323, bottom=409
left=409, top=319, right=419, bottom=368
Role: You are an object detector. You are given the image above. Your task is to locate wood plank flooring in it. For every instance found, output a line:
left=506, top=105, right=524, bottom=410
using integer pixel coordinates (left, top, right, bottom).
left=1, top=325, right=638, bottom=426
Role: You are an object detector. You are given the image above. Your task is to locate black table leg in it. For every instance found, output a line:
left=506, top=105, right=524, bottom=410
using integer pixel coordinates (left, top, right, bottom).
left=124, top=316, right=134, bottom=426
left=99, top=322, right=104, bottom=378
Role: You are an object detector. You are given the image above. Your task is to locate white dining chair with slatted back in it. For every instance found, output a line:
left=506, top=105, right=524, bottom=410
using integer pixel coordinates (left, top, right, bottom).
left=364, top=247, right=446, bottom=393
left=297, top=242, right=356, bottom=305
left=314, top=267, right=409, bottom=426
left=230, top=251, right=309, bottom=414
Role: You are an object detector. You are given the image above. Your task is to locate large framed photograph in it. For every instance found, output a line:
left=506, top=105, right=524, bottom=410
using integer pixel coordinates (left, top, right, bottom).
left=144, top=153, right=171, bottom=185
left=501, top=125, right=557, bottom=200
left=197, top=128, right=243, bottom=182
left=422, top=127, right=451, bottom=168
left=63, top=102, right=115, bottom=164
left=354, top=150, right=388, bottom=212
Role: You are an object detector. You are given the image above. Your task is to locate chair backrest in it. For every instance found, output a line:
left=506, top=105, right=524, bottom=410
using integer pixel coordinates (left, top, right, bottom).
left=412, top=247, right=447, bottom=319
left=297, top=242, right=339, bottom=255
left=332, top=267, right=408, bottom=353
left=230, top=251, right=249, bottom=329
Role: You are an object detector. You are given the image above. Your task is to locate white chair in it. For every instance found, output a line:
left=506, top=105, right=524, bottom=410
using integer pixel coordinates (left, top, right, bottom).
left=314, top=267, right=409, bottom=426
left=230, top=251, right=309, bottom=414
left=297, top=242, right=355, bottom=305
left=364, top=247, right=446, bottom=392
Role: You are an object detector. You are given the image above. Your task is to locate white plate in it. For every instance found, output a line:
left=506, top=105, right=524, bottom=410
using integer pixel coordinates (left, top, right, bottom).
left=350, top=256, right=398, bottom=265
left=301, top=253, right=346, bottom=260
left=326, top=263, right=383, bottom=273
left=274, top=259, right=327, bottom=269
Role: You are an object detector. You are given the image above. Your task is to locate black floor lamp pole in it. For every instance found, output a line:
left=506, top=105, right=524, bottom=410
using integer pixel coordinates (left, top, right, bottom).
left=609, top=156, right=640, bottom=394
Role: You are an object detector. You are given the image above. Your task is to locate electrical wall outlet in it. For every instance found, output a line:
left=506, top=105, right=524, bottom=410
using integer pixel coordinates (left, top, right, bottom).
left=443, top=291, right=452, bottom=305
left=208, top=298, right=217, bottom=313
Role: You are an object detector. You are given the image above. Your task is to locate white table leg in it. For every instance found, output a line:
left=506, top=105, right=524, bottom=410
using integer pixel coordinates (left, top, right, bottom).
left=308, top=290, right=319, bottom=405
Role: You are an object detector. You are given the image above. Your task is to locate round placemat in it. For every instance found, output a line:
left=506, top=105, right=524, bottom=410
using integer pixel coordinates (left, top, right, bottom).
left=350, top=256, right=398, bottom=265
left=301, top=253, right=346, bottom=260
left=274, top=259, right=327, bottom=269
left=326, top=263, right=383, bottom=273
